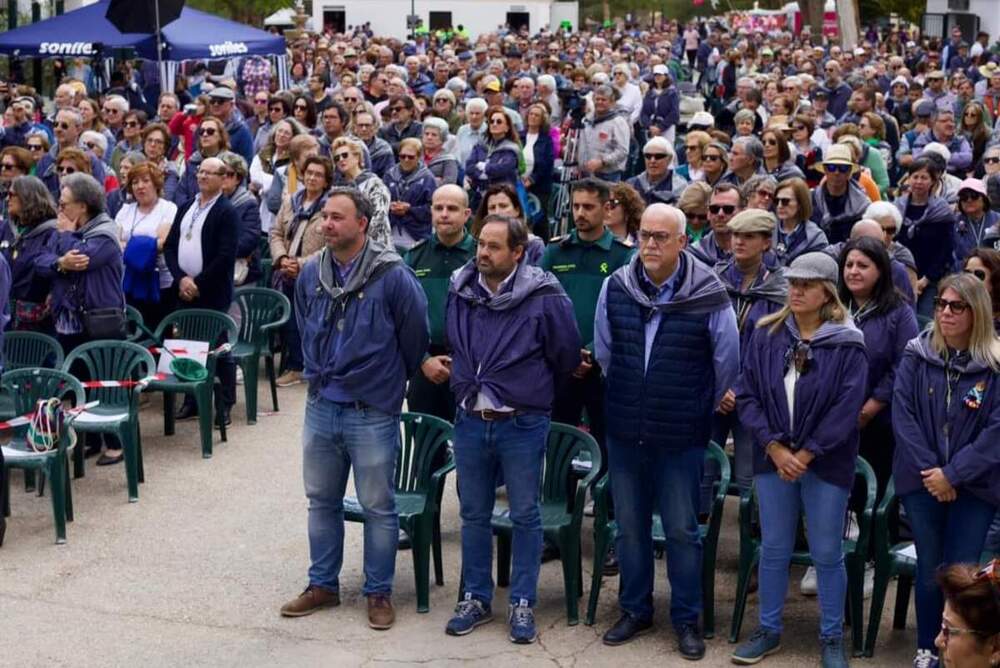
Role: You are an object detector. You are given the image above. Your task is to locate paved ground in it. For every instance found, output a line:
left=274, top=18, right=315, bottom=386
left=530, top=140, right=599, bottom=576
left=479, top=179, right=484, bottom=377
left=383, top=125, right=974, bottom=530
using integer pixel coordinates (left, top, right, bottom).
left=0, top=381, right=917, bottom=667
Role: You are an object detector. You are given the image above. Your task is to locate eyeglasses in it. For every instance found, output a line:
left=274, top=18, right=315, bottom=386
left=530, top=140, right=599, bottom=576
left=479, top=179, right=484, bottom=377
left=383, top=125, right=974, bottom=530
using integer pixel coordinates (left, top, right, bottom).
left=708, top=204, right=737, bottom=215
left=933, top=298, right=970, bottom=314
left=775, top=197, right=794, bottom=207
left=959, top=191, right=984, bottom=202
left=145, top=137, right=166, bottom=145
left=703, top=154, right=722, bottom=163
left=199, top=127, right=217, bottom=136
left=489, top=118, right=507, bottom=125
left=966, top=268, right=988, bottom=281
left=638, top=230, right=673, bottom=245
left=685, top=145, right=700, bottom=151
left=333, top=152, right=352, bottom=162
left=756, top=189, right=775, bottom=199
left=56, top=166, right=76, bottom=175
left=824, top=163, right=852, bottom=174
left=124, top=121, right=140, bottom=128
left=939, top=622, right=989, bottom=645
left=643, top=153, right=667, bottom=161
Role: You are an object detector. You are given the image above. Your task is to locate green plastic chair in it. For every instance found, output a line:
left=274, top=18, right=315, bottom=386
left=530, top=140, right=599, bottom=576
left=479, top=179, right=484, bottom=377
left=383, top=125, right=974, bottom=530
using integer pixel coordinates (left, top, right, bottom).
left=492, top=422, right=602, bottom=625
left=863, top=477, right=917, bottom=657
left=3, top=331, right=64, bottom=370
left=585, top=441, right=731, bottom=637
left=62, top=341, right=156, bottom=503
left=343, top=412, right=455, bottom=613
left=146, top=309, right=239, bottom=459
left=257, top=258, right=273, bottom=289
left=0, top=369, right=83, bottom=544
left=729, top=456, right=877, bottom=657
left=232, top=287, right=291, bottom=424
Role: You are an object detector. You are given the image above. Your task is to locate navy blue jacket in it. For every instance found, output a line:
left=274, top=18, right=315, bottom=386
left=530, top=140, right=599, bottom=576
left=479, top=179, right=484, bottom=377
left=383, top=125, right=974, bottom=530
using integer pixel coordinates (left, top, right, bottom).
left=521, top=129, right=554, bottom=196
left=379, top=121, right=423, bottom=156
left=225, top=118, right=255, bottom=166
left=4, top=220, right=58, bottom=304
left=737, top=319, right=868, bottom=489
left=953, top=210, right=1000, bottom=270
left=383, top=163, right=436, bottom=242
left=295, top=241, right=428, bottom=414
left=36, top=150, right=108, bottom=198
left=465, top=138, right=520, bottom=197
left=446, top=260, right=580, bottom=414
left=229, top=186, right=263, bottom=285
left=853, top=301, right=920, bottom=427
left=892, top=332, right=1000, bottom=507
left=163, top=196, right=237, bottom=312
left=639, top=86, right=680, bottom=132
left=895, top=195, right=957, bottom=283
left=173, top=152, right=205, bottom=208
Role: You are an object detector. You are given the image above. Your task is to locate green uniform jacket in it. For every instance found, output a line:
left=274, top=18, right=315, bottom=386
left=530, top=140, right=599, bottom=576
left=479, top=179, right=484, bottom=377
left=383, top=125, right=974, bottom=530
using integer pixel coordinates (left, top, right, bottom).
left=404, top=232, right=477, bottom=347
left=540, top=228, right=635, bottom=350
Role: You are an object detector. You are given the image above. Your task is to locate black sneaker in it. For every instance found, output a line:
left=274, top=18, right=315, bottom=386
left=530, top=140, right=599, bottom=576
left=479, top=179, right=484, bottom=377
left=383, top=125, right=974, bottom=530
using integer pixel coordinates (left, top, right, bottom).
left=602, top=613, right=653, bottom=646
left=677, top=624, right=705, bottom=660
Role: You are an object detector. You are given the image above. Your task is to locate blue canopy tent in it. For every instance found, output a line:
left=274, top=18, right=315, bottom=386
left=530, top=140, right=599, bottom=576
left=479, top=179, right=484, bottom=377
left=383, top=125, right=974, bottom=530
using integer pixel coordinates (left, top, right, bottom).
left=0, top=1, right=289, bottom=91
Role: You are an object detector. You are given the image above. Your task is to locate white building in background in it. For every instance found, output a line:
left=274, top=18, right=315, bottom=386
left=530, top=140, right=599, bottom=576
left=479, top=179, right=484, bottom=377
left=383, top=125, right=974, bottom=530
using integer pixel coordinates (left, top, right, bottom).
left=923, top=0, right=1000, bottom=46
left=312, top=0, right=579, bottom=39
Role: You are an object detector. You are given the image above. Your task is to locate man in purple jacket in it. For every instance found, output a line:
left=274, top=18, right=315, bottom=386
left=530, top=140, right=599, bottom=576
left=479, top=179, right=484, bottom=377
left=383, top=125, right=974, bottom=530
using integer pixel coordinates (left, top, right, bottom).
left=443, top=214, right=581, bottom=644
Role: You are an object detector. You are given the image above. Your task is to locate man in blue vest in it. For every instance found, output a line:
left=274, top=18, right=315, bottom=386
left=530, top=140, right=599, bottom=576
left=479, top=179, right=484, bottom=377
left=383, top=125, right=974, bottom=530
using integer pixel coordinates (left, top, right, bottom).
left=594, top=203, right=740, bottom=658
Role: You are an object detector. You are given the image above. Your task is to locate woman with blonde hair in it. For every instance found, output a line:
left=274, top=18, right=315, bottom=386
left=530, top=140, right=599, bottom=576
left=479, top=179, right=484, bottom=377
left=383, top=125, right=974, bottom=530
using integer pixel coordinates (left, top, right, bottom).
left=330, top=136, right=392, bottom=247
left=892, top=272, right=1000, bottom=668
left=734, top=251, right=866, bottom=667
left=676, top=130, right=712, bottom=183
left=676, top=181, right=712, bottom=243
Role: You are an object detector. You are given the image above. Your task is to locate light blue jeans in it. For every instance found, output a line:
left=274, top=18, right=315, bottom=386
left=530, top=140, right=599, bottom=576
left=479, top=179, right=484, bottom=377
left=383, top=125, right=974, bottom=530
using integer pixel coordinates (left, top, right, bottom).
left=755, top=470, right=850, bottom=640
left=302, top=394, right=400, bottom=595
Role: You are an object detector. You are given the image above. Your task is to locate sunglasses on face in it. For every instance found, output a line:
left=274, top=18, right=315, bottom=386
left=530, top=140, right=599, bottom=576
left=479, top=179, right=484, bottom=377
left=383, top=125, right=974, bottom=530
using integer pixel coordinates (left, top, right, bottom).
left=775, top=197, right=794, bottom=206
left=756, top=189, right=775, bottom=199
left=197, top=169, right=224, bottom=177
left=269, top=106, right=284, bottom=113
left=255, top=98, right=269, bottom=104
left=966, top=268, right=988, bottom=281
left=56, top=122, right=71, bottom=130
left=984, top=157, right=1000, bottom=165
left=933, top=297, right=970, bottom=314
left=685, top=144, right=700, bottom=151
left=343, top=96, right=358, bottom=103
left=57, top=166, right=76, bottom=175
left=709, top=204, right=736, bottom=215
left=825, top=163, right=852, bottom=174
left=643, top=153, right=667, bottom=161
left=391, top=106, right=405, bottom=113
left=333, top=152, right=352, bottom=162
left=295, top=104, right=308, bottom=111
left=1, top=163, right=18, bottom=171
left=703, top=154, right=722, bottom=162
left=27, top=144, right=44, bottom=152
left=399, top=154, right=418, bottom=161
left=686, top=212, right=708, bottom=222
left=881, top=225, right=897, bottom=235
left=199, top=127, right=217, bottom=136
left=792, top=124, right=806, bottom=131
left=764, top=138, right=779, bottom=146
left=959, top=191, right=984, bottom=202
left=489, top=118, right=507, bottom=125
left=124, top=121, right=140, bottom=128
left=209, top=99, right=227, bottom=106
left=84, top=142, right=99, bottom=151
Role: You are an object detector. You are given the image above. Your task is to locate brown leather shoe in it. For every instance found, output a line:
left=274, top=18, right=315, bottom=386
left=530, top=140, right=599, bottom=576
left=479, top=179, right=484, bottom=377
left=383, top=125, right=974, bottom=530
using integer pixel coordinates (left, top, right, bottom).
left=367, top=594, right=395, bottom=630
left=280, top=585, right=340, bottom=617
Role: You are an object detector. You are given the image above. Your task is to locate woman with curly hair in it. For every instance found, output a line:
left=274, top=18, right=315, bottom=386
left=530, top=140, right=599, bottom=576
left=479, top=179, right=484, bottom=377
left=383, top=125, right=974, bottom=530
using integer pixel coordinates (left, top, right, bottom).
left=959, top=101, right=992, bottom=168
left=606, top=181, right=644, bottom=246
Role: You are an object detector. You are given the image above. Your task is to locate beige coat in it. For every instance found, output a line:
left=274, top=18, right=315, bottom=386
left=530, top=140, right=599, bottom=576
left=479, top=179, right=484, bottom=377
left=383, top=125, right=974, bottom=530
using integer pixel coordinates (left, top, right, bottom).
left=268, top=195, right=326, bottom=269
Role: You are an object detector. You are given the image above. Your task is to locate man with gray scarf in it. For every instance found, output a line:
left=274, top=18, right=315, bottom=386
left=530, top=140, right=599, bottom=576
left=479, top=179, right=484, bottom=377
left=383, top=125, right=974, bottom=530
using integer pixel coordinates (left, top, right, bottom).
left=280, top=187, right=428, bottom=632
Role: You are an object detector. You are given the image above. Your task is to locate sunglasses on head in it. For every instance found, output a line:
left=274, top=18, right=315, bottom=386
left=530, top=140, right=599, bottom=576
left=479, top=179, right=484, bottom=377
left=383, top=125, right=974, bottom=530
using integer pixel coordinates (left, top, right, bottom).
left=709, top=204, right=736, bottom=215
left=824, top=163, right=852, bottom=174
left=933, top=297, right=970, bottom=314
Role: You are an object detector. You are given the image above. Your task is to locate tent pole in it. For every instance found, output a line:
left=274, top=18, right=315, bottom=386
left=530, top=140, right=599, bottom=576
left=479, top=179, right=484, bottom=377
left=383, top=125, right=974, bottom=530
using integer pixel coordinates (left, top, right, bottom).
left=155, top=0, right=163, bottom=74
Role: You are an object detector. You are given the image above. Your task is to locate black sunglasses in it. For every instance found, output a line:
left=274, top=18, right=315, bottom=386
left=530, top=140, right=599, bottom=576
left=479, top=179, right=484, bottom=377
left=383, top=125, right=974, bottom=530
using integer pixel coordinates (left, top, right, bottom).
left=703, top=154, right=722, bottom=162
left=27, top=144, right=44, bottom=152
left=934, top=298, right=970, bottom=314
left=0, top=163, right=18, bottom=171
left=959, top=191, right=984, bottom=202
left=643, top=153, right=667, bottom=161
left=57, top=166, right=76, bottom=175
left=709, top=204, right=736, bottom=215
left=333, top=152, right=352, bottom=162
left=966, top=268, right=988, bottom=281
left=825, top=163, right=852, bottom=174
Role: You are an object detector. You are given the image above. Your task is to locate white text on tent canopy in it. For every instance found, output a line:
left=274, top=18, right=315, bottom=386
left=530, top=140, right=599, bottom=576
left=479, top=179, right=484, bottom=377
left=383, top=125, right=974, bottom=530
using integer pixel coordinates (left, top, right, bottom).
left=39, top=42, right=95, bottom=55
left=208, top=41, right=248, bottom=57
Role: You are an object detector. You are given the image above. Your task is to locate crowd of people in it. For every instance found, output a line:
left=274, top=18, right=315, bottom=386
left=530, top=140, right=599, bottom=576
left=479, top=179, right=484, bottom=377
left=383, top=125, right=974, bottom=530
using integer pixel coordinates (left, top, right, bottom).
left=0, top=11, right=1000, bottom=668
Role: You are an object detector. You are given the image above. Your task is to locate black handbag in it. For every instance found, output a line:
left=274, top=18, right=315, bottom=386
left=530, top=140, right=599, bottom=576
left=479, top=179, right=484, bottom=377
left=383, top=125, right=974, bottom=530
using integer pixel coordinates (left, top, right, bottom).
left=82, top=307, right=126, bottom=339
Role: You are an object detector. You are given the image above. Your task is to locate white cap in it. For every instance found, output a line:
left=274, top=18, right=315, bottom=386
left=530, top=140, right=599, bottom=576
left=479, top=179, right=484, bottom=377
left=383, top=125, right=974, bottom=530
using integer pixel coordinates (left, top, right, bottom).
left=853, top=47, right=866, bottom=56
left=890, top=76, right=909, bottom=88
left=922, top=142, right=952, bottom=164
left=689, top=111, right=715, bottom=128
left=652, top=64, right=669, bottom=76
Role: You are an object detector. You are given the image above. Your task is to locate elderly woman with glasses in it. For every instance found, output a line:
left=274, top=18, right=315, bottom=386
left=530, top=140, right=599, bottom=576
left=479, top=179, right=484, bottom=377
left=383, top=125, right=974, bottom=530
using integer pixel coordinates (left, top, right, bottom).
left=217, top=152, right=262, bottom=289
left=385, top=137, right=437, bottom=249
left=626, top=136, right=689, bottom=206
left=2, top=176, right=59, bottom=332
left=421, top=117, right=460, bottom=187
left=141, top=122, right=178, bottom=202
left=330, top=136, right=391, bottom=248
left=676, top=130, right=712, bottom=183
left=892, top=273, right=1000, bottom=668
left=174, top=116, right=230, bottom=207
left=742, top=175, right=779, bottom=212
left=734, top=252, right=866, bottom=668
left=111, top=110, right=147, bottom=175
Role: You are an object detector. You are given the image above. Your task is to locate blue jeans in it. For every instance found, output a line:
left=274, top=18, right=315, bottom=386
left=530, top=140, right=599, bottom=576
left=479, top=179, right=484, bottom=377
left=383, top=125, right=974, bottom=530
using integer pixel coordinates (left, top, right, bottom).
left=755, top=470, right=850, bottom=640
left=608, top=440, right=704, bottom=628
left=453, top=409, right=549, bottom=606
left=708, top=411, right=754, bottom=503
left=302, top=394, right=400, bottom=596
left=986, top=510, right=1000, bottom=556
left=901, top=488, right=997, bottom=650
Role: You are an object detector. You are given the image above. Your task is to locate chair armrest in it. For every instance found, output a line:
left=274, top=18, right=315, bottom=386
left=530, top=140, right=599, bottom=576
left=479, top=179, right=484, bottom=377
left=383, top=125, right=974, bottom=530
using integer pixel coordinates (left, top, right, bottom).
left=737, top=487, right=755, bottom=545
left=427, top=459, right=455, bottom=512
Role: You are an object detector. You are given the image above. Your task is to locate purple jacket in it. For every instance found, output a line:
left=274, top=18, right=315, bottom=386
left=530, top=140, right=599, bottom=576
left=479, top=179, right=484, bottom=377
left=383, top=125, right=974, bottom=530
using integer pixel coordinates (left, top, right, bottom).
left=854, top=301, right=920, bottom=427
left=465, top=138, right=520, bottom=196
left=383, top=163, right=436, bottom=242
left=737, top=318, right=868, bottom=489
left=4, top=219, right=59, bottom=304
left=36, top=213, right=125, bottom=325
left=446, top=260, right=581, bottom=414
left=892, top=331, right=1000, bottom=507
left=714, top=259, right=788, bottom=366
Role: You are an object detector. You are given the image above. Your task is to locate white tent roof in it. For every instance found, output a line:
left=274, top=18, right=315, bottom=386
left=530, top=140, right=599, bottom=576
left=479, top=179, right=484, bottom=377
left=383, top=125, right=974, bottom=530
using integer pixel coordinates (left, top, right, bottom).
left=264, top=8, right=315, bottom=30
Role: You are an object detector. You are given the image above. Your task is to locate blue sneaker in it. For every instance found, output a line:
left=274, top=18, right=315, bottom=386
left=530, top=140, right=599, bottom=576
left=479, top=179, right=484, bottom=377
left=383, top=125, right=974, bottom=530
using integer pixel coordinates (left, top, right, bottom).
left=732, top=627, right=782, bottom=665
left=508, top=598, right=537, bottom=644
left=820, top=636, right=849, bottom=668
left=445, top=593, right=493, bottom=636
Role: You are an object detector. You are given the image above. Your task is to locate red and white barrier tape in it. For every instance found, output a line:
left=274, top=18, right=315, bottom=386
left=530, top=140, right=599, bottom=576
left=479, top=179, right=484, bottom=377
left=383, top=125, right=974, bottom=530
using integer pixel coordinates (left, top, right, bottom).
left=0, top=401, right=100, bottom=431
left=80, top=373, right=168, bottom=389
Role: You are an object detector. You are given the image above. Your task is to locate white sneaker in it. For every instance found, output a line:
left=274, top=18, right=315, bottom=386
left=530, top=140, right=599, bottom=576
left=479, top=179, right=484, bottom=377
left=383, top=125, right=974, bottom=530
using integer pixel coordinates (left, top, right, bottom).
left=913, top=649, right=938, bottom=668
left=236, top=367, right=244, bottom=385
left=800, top=566, right=818, bottom=596
left=863, top=563, right=874, bottom=599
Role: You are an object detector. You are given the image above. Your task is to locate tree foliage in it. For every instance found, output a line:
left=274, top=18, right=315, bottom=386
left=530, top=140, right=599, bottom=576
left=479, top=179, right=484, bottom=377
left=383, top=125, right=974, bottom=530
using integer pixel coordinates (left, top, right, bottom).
left=186, top=0, right=289, bottom=25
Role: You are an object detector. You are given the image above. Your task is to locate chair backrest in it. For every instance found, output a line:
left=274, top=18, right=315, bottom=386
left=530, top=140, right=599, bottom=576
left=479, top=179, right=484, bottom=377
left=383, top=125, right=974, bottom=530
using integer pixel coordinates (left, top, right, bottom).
left=3, top=331, right=64, bottom=370
left=704, top=441, right=731, bottom=509
left=124, top=305, right=155, bottom=343
left=153, top=309, right=239, bottom=350
left=542, top=423, right=602, bottom=507
left=395, top=412, right=453, bottom=494
left=851, top=455, right=878, bottom=556
left=234, top=287, right=292, bottom=348
left=1, top=368, right=86, bottom=418
left=62, top=341, right=156, bottom=408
